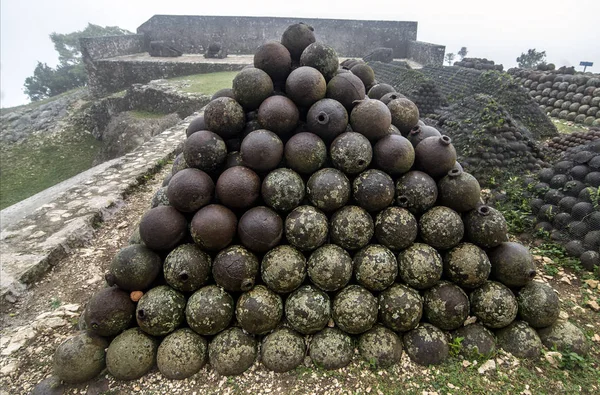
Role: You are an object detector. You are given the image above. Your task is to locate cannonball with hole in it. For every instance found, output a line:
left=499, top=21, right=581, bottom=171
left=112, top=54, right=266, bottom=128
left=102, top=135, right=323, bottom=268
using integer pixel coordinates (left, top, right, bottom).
left=84, top=287, right=135, bottom=337
left=395, top=171, right=438, bottom=215
left=136, top=285, right=186, bottom=336
left=463, top=205, right=508, bottom=248
left=163, top=244, right=211, bottom=292
left=330, top=132, right=372, bottom=175
left=488, top=242, right=536, bottom=287
left=212, top=245, right=259, bottom=292
left=306, top=98, right=348, bottom=142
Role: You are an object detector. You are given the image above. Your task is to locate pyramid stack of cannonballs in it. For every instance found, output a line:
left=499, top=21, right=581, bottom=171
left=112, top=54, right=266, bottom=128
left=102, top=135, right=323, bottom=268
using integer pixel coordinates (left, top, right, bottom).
left=52, top=23, right=590, bottom=384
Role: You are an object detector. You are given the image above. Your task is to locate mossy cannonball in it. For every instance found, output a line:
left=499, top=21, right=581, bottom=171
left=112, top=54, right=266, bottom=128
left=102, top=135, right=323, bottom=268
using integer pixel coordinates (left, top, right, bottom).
left=333, top=285, right=378, bottom=334
left=240, top=130, right=283, bottom=172
left=395, top=171, right=438, bottom=216
left=414, top=135, right=458, bottom=179
left=517, top=281, right=560, bottom=328
left=358, top=325, right=403, bottom=369
left=308, top=244, right=353, bottom=292
left=580, top=250, right=600, bottom=271
left=261, top=328, right=306, bottom=373
left=232, top=68, right=274, bottom=110
left=281, top=22, right=316, bottom=60
left=354, top=244, right=397, bottom=291
left=330, top=132, right=372, bottom=175
left=285, top=66, right=327, bottom=108
left=419, top=206, right=464, bottom=250
left=171, top=153, right=188, bottom=175
left=285, top=285, right=331, bottom=335
left=300, top=42, right=339, bottom=81
left=310, top=328, right=354, bottom=370
left=470, top=281, right=518, bottom=329
left=537, top=320, right=590, bottom=356
left=353, top=169, right=395, bottom=212
left=350, top=99, right=392, bottom=141
left=423, top=281, right=470, bottom=331
left=190, top=204, right=237, bottom=251
left=380, top=91, right=406, bottom=105
left=136, top=285, right=186, bottom=336
left=151, top=186, right=170, bottom=208
left=438, top=168, right=481, bottom=213
left=367, top=83, right=396, bottom=100
left=306, top=98, right=348, bottom=142
left=139, top=206, right=187, bottom=251
left=183, top=130, right=227, bottom=173
left=208, top=327, right=258, bottom=376
left=488, top=242, right=536, bottom=288
left=374, top=207, right=418, bottom=251
left=163, top=244, right=211, bottom=292
left=238, top=206, right=283, bottom=253
left=108, top=244, right=161, bottom=292
left=261, top=245, right=306, bottom=293
left=307, top=168, right=351, bottom=212
left=443, top=243, right=491, bottom=289
left=253, top=41, right=292, bottom=83
left=464, top=205, right=509, bottom=248
left=216, top=166, right=260, bottom=209
left=450, top=323, right=496, bottom=358
left=388, top=98, right=419, bottom=134
left=204, top=97, right=245, bottom=139
left=186, top=114, right=206, bottom=138
left=378, top=283, right=423, bottom=332
left=350, top=64, right=375, bottom=89
left=330, top=205, right=374, bottom=251
left=261, top=168, right=305, bottom=212
left=236, top=285, right=283, bottom=335
left=326, top=73, right=366, bottom=112
left=284, top=132, right=327, bottom=175
left=257, top=95, right=299, bottom=138
left=212, top=245, right=259, bottom=292
left=157, top=328, right=207, bottom=380
left=397, top=243, right=443, bottom=290
left=53, top=332, right=108, bottom=383
left=106, top=328, right=158, bottom=381
left=84, top=287, right=135, bottom=337
left=374, top=134, right=415, bottom=176
left=166, top=168, right=214, bottom=213
left=496, top=321, right=542, bottom=359
left=403, top=323, right=449, bottom=366
left=285, top=205, right=329, bottom=251
left=186, top=285, right=234, bottom=336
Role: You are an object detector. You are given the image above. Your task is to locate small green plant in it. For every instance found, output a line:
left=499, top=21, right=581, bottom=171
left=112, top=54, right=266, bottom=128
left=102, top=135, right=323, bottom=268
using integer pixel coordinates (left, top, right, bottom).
left=557, top=348, right=587, bottom=370
left=49, top=298, right=61, bottom=309
left=494, top=176, right=534, bottom=234
left=448, top=336, right=463, bottom=357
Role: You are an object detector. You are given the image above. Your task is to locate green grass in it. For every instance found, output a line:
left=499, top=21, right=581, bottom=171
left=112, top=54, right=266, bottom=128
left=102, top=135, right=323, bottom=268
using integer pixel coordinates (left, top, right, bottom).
left=168, top=71, right=238, bottom=95
left=552, top=119, right=590, bottom=135
left=129, top=110, right=166, bottom=119
left=0, top=88, right=84, bottom=115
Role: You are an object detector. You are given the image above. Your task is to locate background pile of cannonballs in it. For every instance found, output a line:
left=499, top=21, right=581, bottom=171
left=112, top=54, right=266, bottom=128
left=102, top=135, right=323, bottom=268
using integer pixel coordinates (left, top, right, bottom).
left=52, top=23, right=590, bottom=384
left=454, top=57, right=504, bottom=72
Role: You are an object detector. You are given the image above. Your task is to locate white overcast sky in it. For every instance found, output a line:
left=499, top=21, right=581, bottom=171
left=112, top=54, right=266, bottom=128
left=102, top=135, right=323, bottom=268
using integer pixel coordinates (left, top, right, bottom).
left=1, top=0, right=599, bottom=108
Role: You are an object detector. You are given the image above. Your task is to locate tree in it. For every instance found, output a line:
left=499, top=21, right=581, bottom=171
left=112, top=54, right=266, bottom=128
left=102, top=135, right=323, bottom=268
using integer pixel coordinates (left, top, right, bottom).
left=516, top=48, right=547, bottom=69
left=23, top=23, right=132, bottom=101
left=445, top=53, right=455, bottom=66
left=458, top=47, right=468, bottom=60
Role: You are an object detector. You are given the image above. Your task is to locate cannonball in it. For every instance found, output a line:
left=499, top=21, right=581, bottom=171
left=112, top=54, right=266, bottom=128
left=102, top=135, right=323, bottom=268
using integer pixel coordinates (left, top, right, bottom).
left=108, top=244, right=161, bottom=292
left=232, top=68, right=274, bottom=110
left=309, top=328, right=354, bottom=370
left=373, top=134, right=415, bottom=176
left=398, top=243, right=443, bottom=290
left=238, top=206, right=283, bottom=253
left=285, top=66, right=327, bottom=108
left=136, top=285, right=186, bottom=336
left=307, top=168, right=351, bottom=212
left=438, top=168, right=481, bottom=213
left=358, top=325, right=403, bottom=369
left=285, top=285, right=331, bottom=335
left=419, top=206, right=464, bottom=250
left=190, top=204, right=237, bottom=251
left=488, top=242, right=536, bottom=287
left=204, top=97, right=245, bottom=139
left=423, top=281, right=470, bottom=331
left=451, top=323, right=496, bottom=358
left=330, top=132, right=372, bottom=175
left=387, top=98, right=419, bottom=134
left=285, top=205, right=329, bottom=251
left=260, top=168, right=305, bottom=212
left=307, top=244, right=353, bottom=292
left=208, top=327, right=257, bottom=376
left=378, top=283, right=423, bottom=332
left=414, top=135, right=457, bottom=178
left=54, top=332, right=108, bottom=383
left=253, top=41, right=292, bottom=83
left=157, top=328, right=207, bottom=380
left=306, top=98, right=349, bottom=142
left=151, top=186, right=170, bottom=208
left=352, top=169, right=395, bottom=212
left=261, top=245, right=306, bottom=293
left=330, top=205, right=374, bottom=250
left=537, top=320, right=590, bottom=356
left=517, top=281, right=560, bottom=328
left=257, top=95, right=299, bottom=138
left=395, top=171, right=438, bottom=215
left=326, top=73, right=366, bottom=112
left=212, top=245, right=259, bottom=292
left=354, top=244, right=397, bottom=291
left=106, top=328, right=158, bottom=381
left=261, top=328, right=306, bottom=373
left=367, top=83, right=396, bottom=100
left=183, top=130, right=227, bottom=173
left=186, top=285, right=233, bottom=335
left=284, top=132, right=327, bottom=175
left=443, top=243, right=491, bottom=289
left=496, top=321, right=542, bottom=359
left=186, top=115, right=206, bottom=138
left=463, top=205, right=509, bottom=248
left=281, top=22, right=316, bottom=60
left=236, top=285, right=283, bottom=335
left=350, top=98, right=392, bottom=141
left=470, top=281, right=518, bottom=328
left=163, top=244, right=211, bottom=292
left=403, top=323, right=449, bottom=366
left=300, top=42, right=339, bottom=81
left=580, top=250, right=600, bottom=271
left=166, top=168, right=214, bottom=213
left=380, top=91, right=406, bottom=105
left=216, top=166, right=260, bottom=209
left=84, top=287, right=135, bottom=337
left=332, top=285, right=378, bottom=334
left=374, top=207, right=418, bottom=251
left=240, top=130, right=283, bottom=172
left=139, top=206, right=187, bottom=251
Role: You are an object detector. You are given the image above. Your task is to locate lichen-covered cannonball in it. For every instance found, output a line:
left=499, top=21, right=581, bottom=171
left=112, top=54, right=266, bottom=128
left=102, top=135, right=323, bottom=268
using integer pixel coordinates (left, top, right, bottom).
left=352, top=169, right=395, bottom=212
left=240, top=130, right=284, bottom=172
left=403, top=323, right=449, bottom=366
left=450, top=323, right=496, bottom=358
left=139, top=206, right=187, bottom=251
left=284, top=132, right=327, bottom=175
left=106, top=328, right=158, bottom=381
left=470, top=281, right=518, bottom=329
left=517, top=281, right=560, bottom=328
left=53, top=332, right=108, bottom=383
left=419, top=206, right=464, bottom=250
left=238, top=206, right=283, bottom=253
left=330, top=205, right=374, bottom=251
left=464, top=205, right=509, bottom=248
left=285, top=285, right=331, bottom=334
left=232, top=68, right=274, bottom=110
left=203, top=97, right=245, bottom=139
left=332, top=285, right=378, bottom=334
left=423, top=281, right=470, bottom=331
left=212, top=245, right=259, bottom=292
left=208, top=327, right=258, bottom=376
left=488, top=242, right=536, bottom=287
left=443, top=243, right=491, bottom=289
left=309, top=328, right=354, bottom=370
left=151, top=186, right=170, bottom=208
left=261, top=245, right=306, bottom=293
left=537, top=320, right=590, bottom=356
left=84, top=287, right=135, bottom=337
left=307, top=168, right=351, bottom=211
left=163, top=244, right=211, bottom=292
left=379, top=283, right=423, bottom=332
left=307, top=244, right=353, bottom=291
left=261, top=328, right=306, bottom=373
left=186, top=285, right=234, bottom=335
left=496, top=321, right=542, bottom=359
left=285, top=205, right=329, bottom=251
left=183, top=130, right=227, bottom=173
left=330, top=132, right=372, bottom=175
left=397, top=243, right=443, bottom=290
left=354, top=244, right=397, bottom=291
left=136, top=285, right=186, bottom=336
left=387, top=98, right=419, bottom=134
left=281, top=22, right=316, bottom=60
left=374, top=207, right=418, bottom=251
left=216, top=166, right=261, bottom=210
left=262, top=168, right=305, bottom=212
left=157, top=328, right=207, bottom=380
left=395, top=171, right=438, bottom=216
left=190, top=204, right=238, bottom=251
left=236, top=285, right=283, bottom=335
left=358, top=325, right=403, bottom=369
left=300, top=42, right=339, bottom=81
left=108, top=244, right=161, bottom=292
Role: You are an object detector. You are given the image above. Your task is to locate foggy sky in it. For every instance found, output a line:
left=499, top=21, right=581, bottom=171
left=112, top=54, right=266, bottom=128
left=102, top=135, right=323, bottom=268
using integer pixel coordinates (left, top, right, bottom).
left=1, top=0, right=599, bottom=108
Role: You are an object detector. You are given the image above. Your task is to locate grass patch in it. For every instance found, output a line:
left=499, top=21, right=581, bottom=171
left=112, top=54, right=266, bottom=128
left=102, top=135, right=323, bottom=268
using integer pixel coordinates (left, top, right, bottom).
left=0, top=88, right=84, bottom=115
left=129, top=110, right=166, bottom=119
left=492, top=176, right=535, bottom=234
left=168, top=71, right=238, bottom=95
left=552, top=119, right=590, bottom=135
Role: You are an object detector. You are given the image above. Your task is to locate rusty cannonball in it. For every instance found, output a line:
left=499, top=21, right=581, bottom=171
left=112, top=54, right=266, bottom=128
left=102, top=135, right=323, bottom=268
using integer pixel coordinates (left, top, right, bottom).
left=236, top=285, right=283, bottom=335
left=233, top=68, right=274, bottom=110
left=281, top=22, right=316, bottom=61
left=186, top=115, right=206, bottom=138
left=190, top=204, right=237, bottom=251
left=261, top=168, right=305, bottom=212
left=183, top=130, right=227, bottom=173
left=395, top=171, right=438, bottom=216
left=204, top=97, right=245, bottom=139
left=212, top=245, right=259, bottom=292
left=163, top=244, right=211, bottom=292
left=211, top=88, right=235, bottom=101
left=470, top=281, right=518, bottom=329
left=238, top=206, right=283, bottom=253
left=374, top=207, right=418, bottom=251
left=330, top=205, right=374, bottom=251
left=257, top=96, right=299, bottom=137
left=350, top=64, right=375, bottom=88
left=414, top=135, right=458, bottom=178
left=387, top=98, right=420, bottom=134
left=166, top=168, right=214, bottom=213
left=330, top=132, right=372, bottom=175
left=254, top=41, right=292, bottom=83
left=261, top=245, right=306, bottom=294
left=284, top=132, right=327, bottom=175
left=139, top=206, right=187, bottom=251
left=216, top=166, right=260, bottom=209
left=300, top=42, right=339, bottom=81
left=285, top=66, right=327, bottom=108
left=367, top=83, right=395, bottom=100
left=353, top=169, right=395, bottom=212
left=378, top=283, right=423, bottom=332
left=240, top=130, right=284, bottom=172
left=350, top=99, right=392, bottom=141
left=423, top=281, right=470, bottom=331
left=332, top=285, right=378, bottom=334
left=307, top=168, right=351, bottom=212
left=373, top=134, right=414, bottom=176
left=285, top=205, right=329, bottom=251
left=326, top=73, right=366, bottom=112
left=306, top=99, right=348, bottom=142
